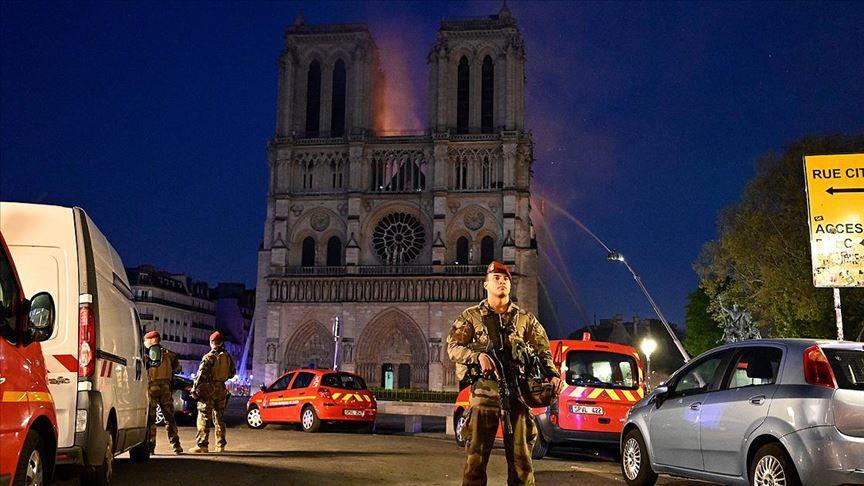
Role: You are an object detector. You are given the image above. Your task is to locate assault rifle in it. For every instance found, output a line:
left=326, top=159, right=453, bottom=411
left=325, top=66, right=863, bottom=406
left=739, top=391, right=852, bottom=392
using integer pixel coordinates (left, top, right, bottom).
left=485, top=341, right=518, bottom=435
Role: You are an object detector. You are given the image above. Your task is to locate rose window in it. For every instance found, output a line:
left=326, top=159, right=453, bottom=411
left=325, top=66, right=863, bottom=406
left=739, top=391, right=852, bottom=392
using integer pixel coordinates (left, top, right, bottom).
left=372, top=212, right=426, bottom=264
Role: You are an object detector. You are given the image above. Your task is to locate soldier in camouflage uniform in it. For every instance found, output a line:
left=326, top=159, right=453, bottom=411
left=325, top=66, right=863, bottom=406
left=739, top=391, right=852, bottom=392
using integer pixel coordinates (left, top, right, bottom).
left=448, top=262, right=563, bottom=486
left=143, top=331, right=183, bottom=454
left=189, top=331, right=236, bottom=453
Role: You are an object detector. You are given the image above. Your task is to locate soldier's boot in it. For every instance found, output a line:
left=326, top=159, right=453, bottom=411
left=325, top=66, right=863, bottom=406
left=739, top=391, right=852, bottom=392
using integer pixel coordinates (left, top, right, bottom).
left=188, top=445, right=208, bottom=453
left=169, top=435, right=183, bottom=455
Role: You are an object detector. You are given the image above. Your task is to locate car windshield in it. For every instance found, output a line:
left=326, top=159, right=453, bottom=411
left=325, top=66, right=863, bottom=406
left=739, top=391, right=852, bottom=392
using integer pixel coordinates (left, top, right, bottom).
left=321, top=372, right=367, bottom=390
left=823, top=348, right=864, bottom=390
left=565, top=350, right=639, bottom=389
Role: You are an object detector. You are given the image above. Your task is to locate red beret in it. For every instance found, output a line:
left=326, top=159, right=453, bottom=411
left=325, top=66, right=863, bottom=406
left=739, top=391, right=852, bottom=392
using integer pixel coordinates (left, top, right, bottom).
left=209, top=331, right=223, bottom=343
left=144, top=331, right=160, bottom=340
left=486, top=261, right=512, bottom=279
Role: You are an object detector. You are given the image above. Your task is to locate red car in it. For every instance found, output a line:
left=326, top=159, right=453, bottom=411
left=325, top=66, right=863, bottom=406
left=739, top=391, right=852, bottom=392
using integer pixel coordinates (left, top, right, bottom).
left=246, top=369, right=377, bottom=432
left=0, top=233, right=58, bottom=486
left=454, top=334, right=646, bottom=459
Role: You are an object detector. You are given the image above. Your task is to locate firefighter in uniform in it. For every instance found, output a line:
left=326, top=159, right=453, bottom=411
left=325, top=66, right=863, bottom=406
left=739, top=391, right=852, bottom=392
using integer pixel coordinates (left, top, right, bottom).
left=143, top=331, right=183, bottom=454
left=189, top=331, right=236, bottom=453
left=447, top=262, right=564, bottom=486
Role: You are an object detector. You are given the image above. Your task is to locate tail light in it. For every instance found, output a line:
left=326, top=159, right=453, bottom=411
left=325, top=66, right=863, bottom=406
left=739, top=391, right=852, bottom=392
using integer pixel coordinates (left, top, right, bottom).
left=78, top=304, right=95, bottom=378
left=803, top=345, right=837, bottom=388
left=318, top=387, right=332, bottom=399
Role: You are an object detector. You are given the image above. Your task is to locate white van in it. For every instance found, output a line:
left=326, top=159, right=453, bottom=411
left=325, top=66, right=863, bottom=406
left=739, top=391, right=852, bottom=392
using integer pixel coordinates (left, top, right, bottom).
left=0, top=202, right=149, bottom=484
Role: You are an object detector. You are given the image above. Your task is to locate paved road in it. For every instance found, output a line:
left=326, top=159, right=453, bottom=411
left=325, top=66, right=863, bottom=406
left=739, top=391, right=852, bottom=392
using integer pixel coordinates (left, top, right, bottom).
left=58, top=423, right=714, bottom=485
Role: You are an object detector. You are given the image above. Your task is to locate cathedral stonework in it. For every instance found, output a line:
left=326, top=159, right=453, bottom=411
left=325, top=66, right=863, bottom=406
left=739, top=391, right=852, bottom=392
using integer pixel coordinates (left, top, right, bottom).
left=252, top=5, right=538, bottom=390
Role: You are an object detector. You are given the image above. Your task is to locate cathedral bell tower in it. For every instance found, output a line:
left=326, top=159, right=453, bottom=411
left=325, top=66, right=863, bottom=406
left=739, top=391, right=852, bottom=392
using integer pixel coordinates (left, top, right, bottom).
left=427, top=3, right=526, bottom=135
left=275, top=15, right=382, bottom=139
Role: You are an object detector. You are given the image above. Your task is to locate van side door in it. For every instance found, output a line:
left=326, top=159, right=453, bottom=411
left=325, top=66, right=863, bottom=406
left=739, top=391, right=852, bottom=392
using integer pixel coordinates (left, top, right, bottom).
left=0, top=243, right=30, bottom=464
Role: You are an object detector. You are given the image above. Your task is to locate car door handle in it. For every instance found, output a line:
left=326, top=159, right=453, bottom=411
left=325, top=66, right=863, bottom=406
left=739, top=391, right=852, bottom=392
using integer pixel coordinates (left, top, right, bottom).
left=689, top=402, right=702, bottom=411
left=749, top=395, right=766, bottom=405
left=134, top=357, right=143, bottom=380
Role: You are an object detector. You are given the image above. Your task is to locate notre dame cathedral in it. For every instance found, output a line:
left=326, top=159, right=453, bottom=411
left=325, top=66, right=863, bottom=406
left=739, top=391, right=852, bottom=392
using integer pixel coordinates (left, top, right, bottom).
left=252, top=4, right=539, bottom=390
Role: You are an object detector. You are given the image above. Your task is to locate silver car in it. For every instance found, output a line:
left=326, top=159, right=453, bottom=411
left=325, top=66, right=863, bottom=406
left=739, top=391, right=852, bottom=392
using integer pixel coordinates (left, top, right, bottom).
left=621, top=339, right=863, bottom=486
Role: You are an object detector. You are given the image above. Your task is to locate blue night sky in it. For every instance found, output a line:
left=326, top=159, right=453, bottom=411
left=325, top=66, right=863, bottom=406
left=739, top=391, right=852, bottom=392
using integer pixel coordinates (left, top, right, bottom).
left=2, top=1, right=863, bottom=336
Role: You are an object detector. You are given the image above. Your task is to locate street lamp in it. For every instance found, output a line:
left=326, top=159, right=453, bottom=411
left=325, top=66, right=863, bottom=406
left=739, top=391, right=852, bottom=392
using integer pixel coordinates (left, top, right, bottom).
left=607, top=250, right=690, bottom=363
left=640, top=338, right=657, bottom=391
left=332, top=316, right=341, bottom=371
left=532, top=195, right=691, bottom=364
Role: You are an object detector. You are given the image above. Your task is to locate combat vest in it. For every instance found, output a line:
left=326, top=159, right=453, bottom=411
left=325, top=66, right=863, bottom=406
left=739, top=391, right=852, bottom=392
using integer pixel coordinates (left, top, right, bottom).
left=211, top=350, right=233, bottom=382
left=147, top=347, right=173, bottom=382
left=448, top=300, right=558, bottom=383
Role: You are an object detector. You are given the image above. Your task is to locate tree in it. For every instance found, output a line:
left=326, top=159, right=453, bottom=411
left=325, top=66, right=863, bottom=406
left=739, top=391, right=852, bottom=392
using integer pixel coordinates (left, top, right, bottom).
left=683, top=287, right=723, bottom=356
left=695, top=134, right=864, bottom=339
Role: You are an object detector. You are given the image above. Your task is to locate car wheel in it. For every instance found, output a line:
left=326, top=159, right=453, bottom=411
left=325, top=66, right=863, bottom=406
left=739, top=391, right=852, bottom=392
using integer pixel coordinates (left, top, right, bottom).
left=621, top=429, right=657, bottom=486
left=14, top=430, right=48, bottom=486
left=246, top=406, right=266, bottom=429
left=750, top=443, right=801, bottom=486
left=454, top=410, right=468, bottom=447
left=300, top=406, right=321, bottom=433
left=531, top=431, right=549, bottom=460
left=154, top=405, right=165, bottom=426
left=82, top=428, right=113, bottom=486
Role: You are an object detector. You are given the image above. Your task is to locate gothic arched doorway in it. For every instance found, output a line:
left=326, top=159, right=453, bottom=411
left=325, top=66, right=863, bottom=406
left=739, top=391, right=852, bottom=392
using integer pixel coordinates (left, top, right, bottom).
left=282, top=320, right=334, bottom=372
left=356, top=308, right=428, bottom=389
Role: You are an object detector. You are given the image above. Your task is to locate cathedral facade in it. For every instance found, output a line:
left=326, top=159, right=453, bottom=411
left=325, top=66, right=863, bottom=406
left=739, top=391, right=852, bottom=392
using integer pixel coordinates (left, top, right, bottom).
left=252, top=6, right=538, bottom=390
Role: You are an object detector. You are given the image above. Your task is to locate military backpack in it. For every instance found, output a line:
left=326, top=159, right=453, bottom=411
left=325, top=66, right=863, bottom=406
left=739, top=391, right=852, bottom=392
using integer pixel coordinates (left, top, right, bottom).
left=212, top=351, right=233, bottom=382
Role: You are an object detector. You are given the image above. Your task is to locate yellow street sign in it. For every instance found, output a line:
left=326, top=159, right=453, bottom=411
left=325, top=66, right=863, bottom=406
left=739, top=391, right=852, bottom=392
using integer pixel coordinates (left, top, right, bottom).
left=803, top=153, right=864, bottom=288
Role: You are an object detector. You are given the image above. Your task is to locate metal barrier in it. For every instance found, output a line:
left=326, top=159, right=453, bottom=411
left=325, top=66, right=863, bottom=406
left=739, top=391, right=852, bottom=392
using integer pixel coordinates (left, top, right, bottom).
left=370, top=387, right=458, bottom=404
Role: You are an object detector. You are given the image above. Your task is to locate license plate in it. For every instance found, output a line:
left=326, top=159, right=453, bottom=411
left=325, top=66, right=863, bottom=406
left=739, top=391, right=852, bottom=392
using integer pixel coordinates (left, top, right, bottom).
left=570, top=405, right=604, bottom=415
left=343, top=409, right=364, bottom=417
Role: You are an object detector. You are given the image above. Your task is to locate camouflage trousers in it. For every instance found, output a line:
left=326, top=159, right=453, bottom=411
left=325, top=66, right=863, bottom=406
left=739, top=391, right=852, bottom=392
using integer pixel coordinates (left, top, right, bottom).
left=195, top=386, right=228, bottom=448
left=147, top=381, right=181, bottom=452
left=462, top=378, right=536, bottom=486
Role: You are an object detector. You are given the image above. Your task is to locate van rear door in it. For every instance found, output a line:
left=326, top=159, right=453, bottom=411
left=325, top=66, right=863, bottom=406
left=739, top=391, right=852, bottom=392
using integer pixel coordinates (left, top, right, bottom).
left=2, top=204, right=80, bottom=449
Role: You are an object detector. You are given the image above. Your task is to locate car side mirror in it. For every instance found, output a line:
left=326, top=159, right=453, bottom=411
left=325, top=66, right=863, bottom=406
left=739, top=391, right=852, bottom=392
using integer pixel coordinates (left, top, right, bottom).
left=27, top=292, right=55, bottom=342
left=259, top=384, right=267, bottom=392
left=653, top=385, right=669, bottom=407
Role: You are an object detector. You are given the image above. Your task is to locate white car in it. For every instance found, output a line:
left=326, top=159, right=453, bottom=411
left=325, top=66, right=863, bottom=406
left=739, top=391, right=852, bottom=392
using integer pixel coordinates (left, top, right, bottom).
left=1, top=202, right=150, bottom=484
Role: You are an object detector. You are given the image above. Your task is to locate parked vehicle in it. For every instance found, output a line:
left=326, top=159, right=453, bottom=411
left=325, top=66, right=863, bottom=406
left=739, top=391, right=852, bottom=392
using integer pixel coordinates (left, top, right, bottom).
left=153, top=375, right=197, bottom=426
left=0, top=233, right=58, bottom=486
left=621, top=339, right=864, bottom=486
left=246, top=369, right=377, bottom=432
left=453, top=334, right=646, bottom=459
left=1, top=203, right=150, bottom=485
